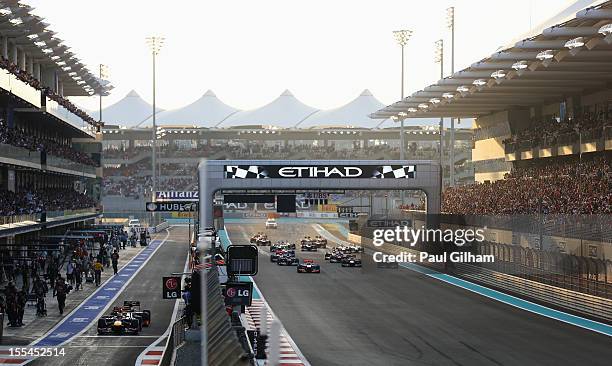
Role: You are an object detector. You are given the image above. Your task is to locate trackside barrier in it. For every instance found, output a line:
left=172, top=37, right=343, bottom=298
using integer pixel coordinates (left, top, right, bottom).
left=173, top=316, right=187, bottom=348
left=359, top=235, right=612, bottom=323
left=207, top=267, right=252, bottom=366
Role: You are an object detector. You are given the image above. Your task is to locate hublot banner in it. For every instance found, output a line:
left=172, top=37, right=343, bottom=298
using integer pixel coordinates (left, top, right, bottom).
left=224, top=165, right=416, bottom=179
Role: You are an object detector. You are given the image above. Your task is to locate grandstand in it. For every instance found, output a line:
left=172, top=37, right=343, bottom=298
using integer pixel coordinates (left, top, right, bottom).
left=100, top=88, right=473, bottom=213
left=0, top=2, right=109, bottom=279
left=371, top=0, right=612, bottom=216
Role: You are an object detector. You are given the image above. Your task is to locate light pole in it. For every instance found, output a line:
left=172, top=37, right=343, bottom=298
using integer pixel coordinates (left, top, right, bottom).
left=393, top=29, right=412, bottom=161
left=98, top=64, right=109, bottom=123
left=146, top=36, right=164, bottom=196
left=447, top=7, right=456, bottom=187
left=434, top=40, right=444, bottom=177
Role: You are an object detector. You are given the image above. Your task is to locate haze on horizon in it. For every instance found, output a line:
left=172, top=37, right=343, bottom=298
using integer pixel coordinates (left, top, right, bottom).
left=23, top=0, right=573, bottom=113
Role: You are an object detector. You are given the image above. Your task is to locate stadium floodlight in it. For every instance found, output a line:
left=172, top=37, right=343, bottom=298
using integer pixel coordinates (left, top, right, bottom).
left=429, top=98, right=441, bottom=104
left=407, top=107, right=418, bottom=113
left=0, top=8, right=12, bottom=16
left=598, top=24, right=612, bottom=44
left=68, top=71, right=77, bottom=76
left=390, top=115, right=399, bottom=121
left=62, top=66, right=71, bottom=71
left=472, top=79, right=487, bottom=86
left=56, top=61, right=66, bottom=66
left=41, top=48, right=53, bottom=54
left=393, top=29, right=413, bottom=47
left=456, top=85, right=470, bottom=93
left=511, top=60, right=529, bottom=76
left=393, top=29, right=412, bottom=163
left=9, top=17, right=23, bottom=25
left=491, top=70, right=506, bottom=80
left=77, top=80, right=86, bottom=85
left=564, top=36, right=584, bottom=56
left=27, top=34, right=38, bottom=39
left=418, top=103, right=429, bottom=109
left=536, top=49, right=555, bottom=67
left=50, top=55, right=61, bottom=60
left=398, top=111, right=408, bottom=117
left=34, top=41, right=46, bottom=47
left=442, top=92, right=455, bottom=99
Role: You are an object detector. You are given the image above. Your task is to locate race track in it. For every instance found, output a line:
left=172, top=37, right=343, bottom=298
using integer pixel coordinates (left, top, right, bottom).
left=30, top=226, right=189, bottom=366
left=227, top=220, right=612, bottom=366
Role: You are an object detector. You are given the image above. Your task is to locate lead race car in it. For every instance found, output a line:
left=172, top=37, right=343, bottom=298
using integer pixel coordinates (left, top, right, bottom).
left=297, top=259, right=321, bottom=273
left=97, top=301, right=151, bottom=335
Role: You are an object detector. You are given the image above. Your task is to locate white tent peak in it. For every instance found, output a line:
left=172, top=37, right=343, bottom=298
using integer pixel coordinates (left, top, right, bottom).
left=126, top=89, right=140, bottom=98
left=280, top=89, right=294, bottom=97
left=203, top=89, right=216, bottom=97
left=298, top=89, right=388, bottom=128
left=153, top=90, right=239, bottom=127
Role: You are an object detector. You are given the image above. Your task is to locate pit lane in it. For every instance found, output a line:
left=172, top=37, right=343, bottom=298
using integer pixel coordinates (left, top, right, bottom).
left=227, top=219, right=612, bottom=366
left=28, top=226, right=189, bottom=366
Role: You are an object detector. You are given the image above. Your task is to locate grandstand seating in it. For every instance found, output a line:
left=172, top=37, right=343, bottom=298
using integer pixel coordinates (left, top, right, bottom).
left=443, top=156, right=611, bottom=215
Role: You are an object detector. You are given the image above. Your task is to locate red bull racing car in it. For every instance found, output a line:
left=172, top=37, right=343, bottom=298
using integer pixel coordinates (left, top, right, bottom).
left=97, top=301, right=151, bottom=335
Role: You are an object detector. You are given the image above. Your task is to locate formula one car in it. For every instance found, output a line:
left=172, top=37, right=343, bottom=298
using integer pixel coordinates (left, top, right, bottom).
left=97, top=301, right=151, bottom=335
left=277, top=255, right=299, bottom=266
left=329, top=252, right=345, bottom=263
left=271, top=249, right=295, bottom=262
left=341, top=255, right=362, bottom=267
left=297, top=259, right=321, bottom=273
left=313, top=236, right=327, bottom=248
left=300, top=236, right=313, bottom=246
left=256, top=235, right=271, bottom=246
left=324, top=251, right=333, bottom=261
left=250, top=232, right=263, bottom=243
left=300, top=242, right=317, bottom=252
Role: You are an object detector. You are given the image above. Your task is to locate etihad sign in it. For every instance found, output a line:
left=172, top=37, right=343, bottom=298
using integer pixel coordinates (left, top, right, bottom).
left=278, top=166, right=363, bottom=178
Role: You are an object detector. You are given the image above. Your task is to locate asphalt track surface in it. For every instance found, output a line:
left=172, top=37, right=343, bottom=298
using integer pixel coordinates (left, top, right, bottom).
left=30, top=227, right=188, bottom=366
left=227, top=221, right=612, bottom=366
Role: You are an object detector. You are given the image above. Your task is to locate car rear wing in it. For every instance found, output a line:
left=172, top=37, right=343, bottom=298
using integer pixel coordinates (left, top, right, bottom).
left=124, top=300, right=141, bottom=307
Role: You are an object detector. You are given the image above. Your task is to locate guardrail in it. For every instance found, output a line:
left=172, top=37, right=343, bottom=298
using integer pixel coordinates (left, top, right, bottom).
left=361, top=236, right=612, bottom=323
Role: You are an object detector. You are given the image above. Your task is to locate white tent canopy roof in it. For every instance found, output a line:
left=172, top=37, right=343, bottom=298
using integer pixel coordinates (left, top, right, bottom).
left=152, top=90, right=239, bottom=127
left=98, top=90, right=163, bottom=127
left=218, top=89, right=319, bottom=128
left=298, top=89, right=389, bottom=129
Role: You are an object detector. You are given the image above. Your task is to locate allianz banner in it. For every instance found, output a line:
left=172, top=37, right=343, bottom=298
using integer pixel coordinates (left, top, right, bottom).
left=155, top=191, right=198, bottom=201
left=224, top=164, right=416, bottom=179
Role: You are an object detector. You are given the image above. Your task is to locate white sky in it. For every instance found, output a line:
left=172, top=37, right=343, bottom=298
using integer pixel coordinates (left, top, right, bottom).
left=23, top=0, right=574, bottom=112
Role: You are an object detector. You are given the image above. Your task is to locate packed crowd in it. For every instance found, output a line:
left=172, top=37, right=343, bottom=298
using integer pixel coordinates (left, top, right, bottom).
left=104, top=143, right=446, bottom=161
left=0, top=122, right=97, bottom=166
left=443, top=157, right=611, bottom=215
left=0, top=188, right=97, bottom=217
left=504, top=113, right=612, bottom=148
left=0, top=56, right=98, bottom=127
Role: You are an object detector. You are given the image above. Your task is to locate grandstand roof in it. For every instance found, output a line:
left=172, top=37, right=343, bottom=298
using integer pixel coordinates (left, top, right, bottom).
left=297, top=89, right=390, bottom=129
left=371, top=0, right=612, bottom=120
left=97, top=90, right=163, bottom=127
left=0, top=1, right=111, bottom=96
left=152, top=90, right=239, bottom=127
left=218, top=89, right=319, bottom=128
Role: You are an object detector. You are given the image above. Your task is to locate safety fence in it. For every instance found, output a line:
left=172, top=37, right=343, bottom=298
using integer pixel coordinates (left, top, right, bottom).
left=361, top=237, right=612, bottom=323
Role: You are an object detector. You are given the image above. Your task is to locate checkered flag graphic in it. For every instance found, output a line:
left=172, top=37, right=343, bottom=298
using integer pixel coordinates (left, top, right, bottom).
left=372, top=165, right=416, bottom=179
left=225, top=165, right=269, bottom=179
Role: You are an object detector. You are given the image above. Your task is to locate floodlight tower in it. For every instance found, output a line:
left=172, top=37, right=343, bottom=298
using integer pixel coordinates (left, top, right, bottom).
left=434, top=39, right=444, bottom=174
left=446, top=7, right=456, bottom=187
left=146, top=36, right=164, bottom=195
left=98, top=64, right=109, bottom=124
left=393, top=29, right=412, bottom=161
